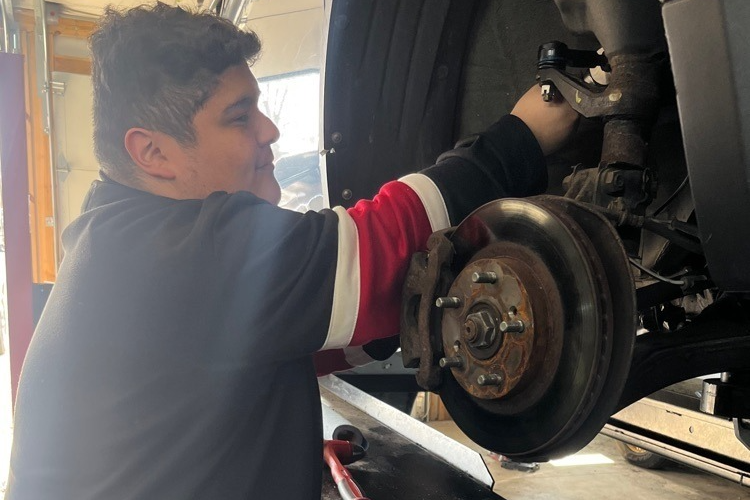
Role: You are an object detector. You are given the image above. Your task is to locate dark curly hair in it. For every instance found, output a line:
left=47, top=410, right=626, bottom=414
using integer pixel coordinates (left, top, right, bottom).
left=90, top=2, right=262, bottom=178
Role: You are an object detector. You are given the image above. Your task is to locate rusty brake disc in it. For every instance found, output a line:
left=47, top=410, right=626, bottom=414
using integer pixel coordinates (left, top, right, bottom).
left=432, top=196, right=635, bottom=461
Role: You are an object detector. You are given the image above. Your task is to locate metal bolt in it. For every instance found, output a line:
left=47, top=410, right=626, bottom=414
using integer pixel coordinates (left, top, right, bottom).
left=331, top=132, right=343, bottom=144
left=439, top=356, right=463, bottom=369
left=471, top=271, right=498, bottom=284
left=477, top=373, right=503, bottom=386
left=499, top=320, right=525, bottom=334
left=435, top=296, right=462, bottom=309
left=463, top=319, right=478, bottom=342
left=341, top=189, right=353, bottom=200
left=541, top=83, right=556, bottom=102
left=464, top=311, right=498, bottom=349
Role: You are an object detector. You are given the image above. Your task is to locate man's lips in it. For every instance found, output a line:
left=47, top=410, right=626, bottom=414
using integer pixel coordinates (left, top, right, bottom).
left=256, top=160, right=275, bottom=171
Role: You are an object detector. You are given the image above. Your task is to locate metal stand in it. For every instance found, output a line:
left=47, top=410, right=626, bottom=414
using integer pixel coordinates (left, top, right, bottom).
left=319, top=375, right=503, bottom=500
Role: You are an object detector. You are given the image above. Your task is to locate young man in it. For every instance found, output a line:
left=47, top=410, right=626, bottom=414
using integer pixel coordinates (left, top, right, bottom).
left=6, top=4, right=577, bottom=499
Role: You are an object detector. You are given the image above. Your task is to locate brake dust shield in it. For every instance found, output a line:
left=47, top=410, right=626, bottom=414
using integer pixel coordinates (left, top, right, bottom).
left=400, top=196, right=636, bottom=461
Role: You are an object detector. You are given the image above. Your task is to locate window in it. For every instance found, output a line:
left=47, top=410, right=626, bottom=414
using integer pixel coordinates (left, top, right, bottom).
left=258, top=70, right=323, bottom=212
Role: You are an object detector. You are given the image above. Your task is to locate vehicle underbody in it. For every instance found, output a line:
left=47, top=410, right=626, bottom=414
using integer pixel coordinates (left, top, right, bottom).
left=324, top=0, right=750, bottom=463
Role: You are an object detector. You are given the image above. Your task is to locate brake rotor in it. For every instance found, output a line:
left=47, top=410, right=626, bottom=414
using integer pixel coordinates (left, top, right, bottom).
left=436, top=196, right=635, bottom=461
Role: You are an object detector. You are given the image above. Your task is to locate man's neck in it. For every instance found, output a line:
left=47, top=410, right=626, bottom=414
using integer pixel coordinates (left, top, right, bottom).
left=103, top=169, right=186, bottom=200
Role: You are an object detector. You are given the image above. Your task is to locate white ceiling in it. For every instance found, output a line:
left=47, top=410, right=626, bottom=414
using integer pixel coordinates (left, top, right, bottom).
left=13, top=0, right=321, bottom=21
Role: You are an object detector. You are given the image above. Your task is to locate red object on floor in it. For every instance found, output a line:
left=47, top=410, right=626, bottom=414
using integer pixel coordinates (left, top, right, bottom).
left=323, top=439, right=369, bottom=500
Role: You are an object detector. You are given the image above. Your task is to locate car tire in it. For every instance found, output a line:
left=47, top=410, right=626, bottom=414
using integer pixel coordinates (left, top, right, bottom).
left=615, top=440, right=671, bottom=469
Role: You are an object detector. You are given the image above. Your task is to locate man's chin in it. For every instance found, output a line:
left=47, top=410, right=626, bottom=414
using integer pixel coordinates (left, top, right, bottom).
left=269, top=185, right=282, bottom=206
left=268, top=189, right=282, bottom=206
left=252, top=184, right=281, bottom=206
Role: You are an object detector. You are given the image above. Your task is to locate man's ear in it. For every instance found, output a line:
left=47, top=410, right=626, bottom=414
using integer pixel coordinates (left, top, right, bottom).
left=123, top=128, right=177, bottom=180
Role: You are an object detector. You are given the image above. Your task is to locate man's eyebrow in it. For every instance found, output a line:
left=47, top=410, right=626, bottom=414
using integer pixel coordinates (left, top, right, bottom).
left=222, top=95, right=256, bottom=116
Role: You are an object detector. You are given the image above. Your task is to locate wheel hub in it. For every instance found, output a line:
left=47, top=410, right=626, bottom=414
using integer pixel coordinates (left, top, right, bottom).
left=439, top=255, right=563, bottom=406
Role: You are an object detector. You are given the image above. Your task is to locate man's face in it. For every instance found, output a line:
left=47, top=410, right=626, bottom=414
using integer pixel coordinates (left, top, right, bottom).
left=171, top=64, right=281, bottom=203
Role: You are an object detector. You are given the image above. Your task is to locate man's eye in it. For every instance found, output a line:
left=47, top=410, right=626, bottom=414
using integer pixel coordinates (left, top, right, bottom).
left=234, top=114, right=250, bottom=124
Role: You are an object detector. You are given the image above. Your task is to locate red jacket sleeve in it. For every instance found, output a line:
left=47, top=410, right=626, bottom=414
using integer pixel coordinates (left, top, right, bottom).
left=319, top=175, right=448, bottom=350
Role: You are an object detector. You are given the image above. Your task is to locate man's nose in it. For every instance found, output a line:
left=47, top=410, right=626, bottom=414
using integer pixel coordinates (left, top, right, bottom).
left=258, top=112, right=280, bottom=147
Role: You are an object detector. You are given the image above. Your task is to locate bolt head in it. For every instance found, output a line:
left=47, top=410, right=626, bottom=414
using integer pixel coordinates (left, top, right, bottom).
left=463, top=318, right=479, bottom=342
left=541, top=84, right=554, bottom=102
left=465, top=311, right=498, bottom=349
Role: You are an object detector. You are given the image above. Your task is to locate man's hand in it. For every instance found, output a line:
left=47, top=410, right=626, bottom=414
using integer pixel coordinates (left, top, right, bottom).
left=511, top=85, right=579, bottom=156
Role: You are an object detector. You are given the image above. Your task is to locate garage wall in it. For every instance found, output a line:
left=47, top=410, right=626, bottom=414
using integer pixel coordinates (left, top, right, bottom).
left=51, top=35, right=99, bottom=232
left=52, top=71, right=100, bottom=231
left=247, top=0, right=324, bottom=78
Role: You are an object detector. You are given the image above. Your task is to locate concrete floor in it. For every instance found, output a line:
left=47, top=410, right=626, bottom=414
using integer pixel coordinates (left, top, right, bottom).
left=429, top=420, right=750, bottom=500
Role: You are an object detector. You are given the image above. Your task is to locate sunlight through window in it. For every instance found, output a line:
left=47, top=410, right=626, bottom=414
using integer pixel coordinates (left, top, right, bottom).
left=550, top=454, right=615, bottom=467
left=258, top=71, right=324, bottom=213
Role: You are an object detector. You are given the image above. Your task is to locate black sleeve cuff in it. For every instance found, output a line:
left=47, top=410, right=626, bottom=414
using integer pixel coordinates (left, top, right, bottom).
left=362, top=335, right=401, bottom=361
left=419, top=115, right=547, bottom=225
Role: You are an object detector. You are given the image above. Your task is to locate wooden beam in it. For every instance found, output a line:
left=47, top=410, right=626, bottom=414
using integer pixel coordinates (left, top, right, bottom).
left=50, top=17, right=97, bottom=40
left=12, top=8, right=96, bottom=39
left=20, top=29, right=57, bottom=283
left=12, top=9, right=35, bottom=33
left=7, top=7, right=95, bottom=282
left=52, top=54, right=92, bottom=75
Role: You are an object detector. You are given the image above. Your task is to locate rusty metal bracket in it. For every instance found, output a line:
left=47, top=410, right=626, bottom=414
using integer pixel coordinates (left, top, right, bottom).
left=594, top=162, right=656, bottom=213
left=400, top=229, right=456, bottom=391
left=544, top=46, right=667, bottom=223
left=537, top=50, right=663, bottom=122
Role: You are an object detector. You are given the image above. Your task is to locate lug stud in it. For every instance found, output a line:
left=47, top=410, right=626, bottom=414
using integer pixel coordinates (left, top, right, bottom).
left=471, top=271, right=498, bottom=284
left=477, top=373, right=503, bottom=386
left=435, top=296, right=462, bottom=308
left=439, top=356, right=463, bottom=369
left=499, top=319, right=525, bottom=333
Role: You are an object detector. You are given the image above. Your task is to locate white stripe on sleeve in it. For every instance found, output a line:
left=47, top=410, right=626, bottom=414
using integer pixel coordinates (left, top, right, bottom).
left=321, top=206, right=361, bottom=350
left=399, top=173, right=451, bottom=231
